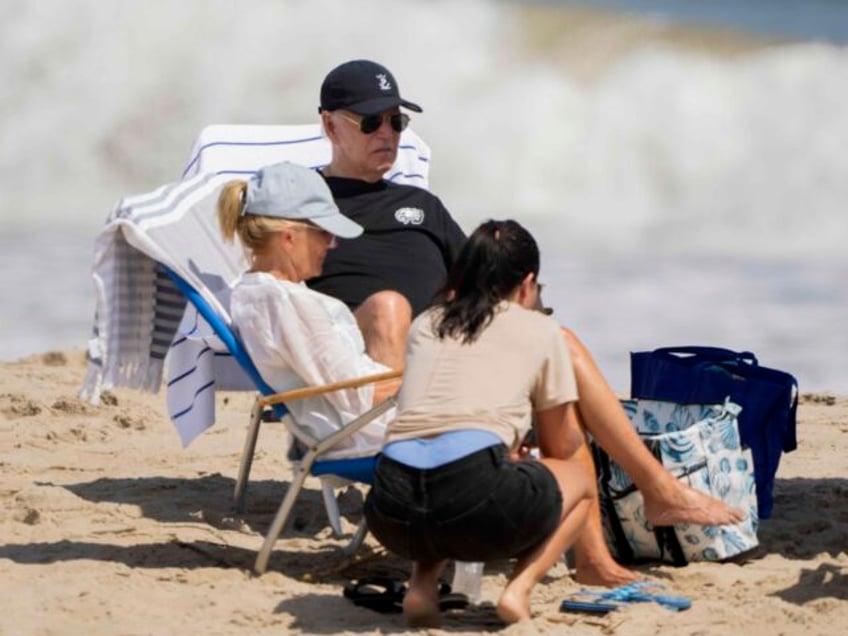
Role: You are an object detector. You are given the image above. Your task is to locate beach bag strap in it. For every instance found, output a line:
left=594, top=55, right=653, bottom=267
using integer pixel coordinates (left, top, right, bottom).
left=630, top=347, right=758, bottom=403
left=592, top=444, right=636, bottom=563
left=648, top=346, right=758, bottom=365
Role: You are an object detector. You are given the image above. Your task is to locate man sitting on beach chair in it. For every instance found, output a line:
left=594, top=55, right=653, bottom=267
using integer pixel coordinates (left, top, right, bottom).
left=307, top=59, right=467, bottom=370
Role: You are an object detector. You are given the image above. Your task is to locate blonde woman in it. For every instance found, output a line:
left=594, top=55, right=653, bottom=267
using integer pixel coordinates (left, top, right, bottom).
left=218, top=161, right=400, bottom=457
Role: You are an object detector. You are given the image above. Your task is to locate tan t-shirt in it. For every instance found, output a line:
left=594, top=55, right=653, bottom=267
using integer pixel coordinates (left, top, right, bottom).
left=386, top=301, right=578, bottom=450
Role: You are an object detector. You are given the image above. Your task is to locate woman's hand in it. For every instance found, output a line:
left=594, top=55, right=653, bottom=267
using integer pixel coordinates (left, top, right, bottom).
left=509, top=443, right=535, bottom=461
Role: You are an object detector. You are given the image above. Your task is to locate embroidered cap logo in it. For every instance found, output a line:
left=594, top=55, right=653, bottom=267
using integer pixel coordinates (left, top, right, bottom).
left=376, top=73, right=392, bottom=91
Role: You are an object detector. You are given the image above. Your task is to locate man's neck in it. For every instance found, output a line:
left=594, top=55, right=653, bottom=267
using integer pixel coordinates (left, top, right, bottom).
left=321, top=161, right=384, bottom=184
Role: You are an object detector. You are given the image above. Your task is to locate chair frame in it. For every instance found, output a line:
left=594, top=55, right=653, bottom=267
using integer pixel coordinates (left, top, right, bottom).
left=165, top=268, right=400, bottom=574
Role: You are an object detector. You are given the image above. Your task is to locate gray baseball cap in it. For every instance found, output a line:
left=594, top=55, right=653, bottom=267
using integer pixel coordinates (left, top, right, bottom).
left=243, top=162, right=363, bottom=239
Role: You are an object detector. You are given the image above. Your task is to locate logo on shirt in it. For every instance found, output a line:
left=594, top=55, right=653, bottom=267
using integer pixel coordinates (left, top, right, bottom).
left=395, top=207, right=425, bottom=225
left=376, top=73, right=392, bottom=91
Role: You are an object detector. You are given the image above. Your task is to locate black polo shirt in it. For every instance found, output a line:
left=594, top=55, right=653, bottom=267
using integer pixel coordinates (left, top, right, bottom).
left=307, top=176, right=467, bottom=317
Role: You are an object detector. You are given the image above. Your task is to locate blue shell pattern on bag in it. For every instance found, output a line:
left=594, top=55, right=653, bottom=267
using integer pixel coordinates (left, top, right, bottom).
left=614, top=489, right=664, bottom=560
left=604, top=399, right=759, bottom=562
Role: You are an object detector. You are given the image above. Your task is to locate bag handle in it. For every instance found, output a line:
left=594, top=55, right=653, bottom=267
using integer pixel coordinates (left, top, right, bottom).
left=650, top=346, right=758, bottom=366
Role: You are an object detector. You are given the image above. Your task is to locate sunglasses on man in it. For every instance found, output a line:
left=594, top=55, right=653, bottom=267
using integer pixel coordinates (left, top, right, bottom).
left=338, top=111, right=411, bottom=135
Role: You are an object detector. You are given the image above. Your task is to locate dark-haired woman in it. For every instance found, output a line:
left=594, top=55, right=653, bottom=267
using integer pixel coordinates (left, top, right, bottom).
left=364, top=219, right=743, bottom=625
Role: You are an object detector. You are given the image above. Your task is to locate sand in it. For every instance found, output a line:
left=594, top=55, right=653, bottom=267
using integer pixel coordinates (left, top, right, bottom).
left=1, top=349, right=846, bottom=635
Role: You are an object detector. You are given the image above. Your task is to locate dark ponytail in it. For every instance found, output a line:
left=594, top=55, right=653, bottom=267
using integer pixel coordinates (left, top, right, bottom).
left=435, top=219, right=539, bottom=343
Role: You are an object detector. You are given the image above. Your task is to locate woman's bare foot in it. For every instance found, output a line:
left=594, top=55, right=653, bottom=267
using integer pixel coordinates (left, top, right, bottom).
left=644, top=480, right=746, bottom=527
left=402, top=585, right=441, bottom=628
left=570, top=516, right=640, bottom=587
left=573, top=554, right=640, bottom=587
left=497, top=582, right=532, bottom=624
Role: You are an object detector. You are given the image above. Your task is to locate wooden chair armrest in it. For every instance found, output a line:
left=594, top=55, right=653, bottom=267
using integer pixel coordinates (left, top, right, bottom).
left=259, top=369, right=402, bottom=407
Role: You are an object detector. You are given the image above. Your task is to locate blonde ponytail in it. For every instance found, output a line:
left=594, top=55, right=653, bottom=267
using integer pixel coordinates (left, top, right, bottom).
left=217, top=179, right=294, bottom=254
left=218, top=180, right=247, bottom=243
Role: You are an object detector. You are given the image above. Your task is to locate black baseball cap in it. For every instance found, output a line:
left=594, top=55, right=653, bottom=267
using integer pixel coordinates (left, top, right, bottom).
left=319, top=59, right=423, bottom=116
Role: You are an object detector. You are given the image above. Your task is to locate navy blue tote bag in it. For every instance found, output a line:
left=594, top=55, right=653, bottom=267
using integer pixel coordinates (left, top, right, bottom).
left=630, top=346, right=798, bottom=519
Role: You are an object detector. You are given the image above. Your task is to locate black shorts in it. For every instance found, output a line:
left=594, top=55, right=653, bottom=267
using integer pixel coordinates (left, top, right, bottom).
left=364, top=445, right=562, bottom=563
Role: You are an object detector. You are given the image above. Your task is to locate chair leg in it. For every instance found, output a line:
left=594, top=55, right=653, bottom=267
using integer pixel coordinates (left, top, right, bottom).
left=254, top=463, right=310, bottom=575
left=320, top=479, right=344, bottom=538
left=252, top=396, right=396, bottom=571
left=342, top=517, right=368, bottom=556
left=233, top=398, right=263, bottom=514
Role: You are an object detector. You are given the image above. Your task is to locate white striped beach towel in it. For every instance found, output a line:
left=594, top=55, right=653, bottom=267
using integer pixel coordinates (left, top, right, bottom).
left=79, top=171, right=244, bottom=404
left=181, top=123, right=431, bottom=185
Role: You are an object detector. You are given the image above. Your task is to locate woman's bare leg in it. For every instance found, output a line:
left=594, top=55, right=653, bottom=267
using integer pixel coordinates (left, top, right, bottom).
left=497, top=457, right=592, bottom=624
left=563, top=327, right=745, bottom=527
left=403, top=560, right=447, bottom=627
left=567, top=440, right=641, bottom=586
left=538, top=405, right=637, bottom=586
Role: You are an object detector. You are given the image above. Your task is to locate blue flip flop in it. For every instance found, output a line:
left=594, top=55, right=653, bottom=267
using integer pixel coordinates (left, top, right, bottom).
left=560, top=581, right=692, bottom=614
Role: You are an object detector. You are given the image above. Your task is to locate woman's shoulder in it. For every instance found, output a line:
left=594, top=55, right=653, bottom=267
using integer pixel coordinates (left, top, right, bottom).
left=494, top=303, right=565, bottom=350
left=234, top=273, right=358, bottom=330
left=235, top=273, right=343, bottom=310
left=499, top=302, right=560, bottom=331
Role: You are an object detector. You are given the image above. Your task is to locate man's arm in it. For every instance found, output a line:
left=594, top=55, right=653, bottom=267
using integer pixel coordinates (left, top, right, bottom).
left=434, top=197, right=467, bottom=270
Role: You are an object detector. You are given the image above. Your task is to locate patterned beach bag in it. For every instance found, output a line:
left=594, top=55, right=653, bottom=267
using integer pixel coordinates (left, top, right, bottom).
left=594, top=399, right=759, bottom=565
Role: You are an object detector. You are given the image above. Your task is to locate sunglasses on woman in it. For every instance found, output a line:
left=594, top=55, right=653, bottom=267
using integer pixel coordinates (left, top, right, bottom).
left=338, top=111, right=410, bottom=134
left=535, top=280, right=553, bottom=315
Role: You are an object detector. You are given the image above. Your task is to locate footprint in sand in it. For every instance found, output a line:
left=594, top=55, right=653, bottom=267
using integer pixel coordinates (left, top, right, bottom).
left=801, top=392, right=837, bottom=405
left=12, top=508, right=42, bottom=525
left=113, top=414, right=147, bottom=431
left=51, top=398, right=93, bottom=415
left=99, top=391, right=119, bottom=406
left=1, top=393, right=42, bottom=417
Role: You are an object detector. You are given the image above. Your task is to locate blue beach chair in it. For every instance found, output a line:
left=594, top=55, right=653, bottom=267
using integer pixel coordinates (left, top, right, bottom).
left=84, top=123, right=427, bottom=573
left=166, top=268, right=400, bottom=574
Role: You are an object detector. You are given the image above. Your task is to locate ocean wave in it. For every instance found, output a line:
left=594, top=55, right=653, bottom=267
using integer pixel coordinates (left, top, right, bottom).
left=1, top=0, right=846, bottom=260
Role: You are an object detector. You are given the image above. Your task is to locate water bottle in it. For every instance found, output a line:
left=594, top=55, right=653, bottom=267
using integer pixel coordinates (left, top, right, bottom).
left=451, top=561, right=484, bottom=605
